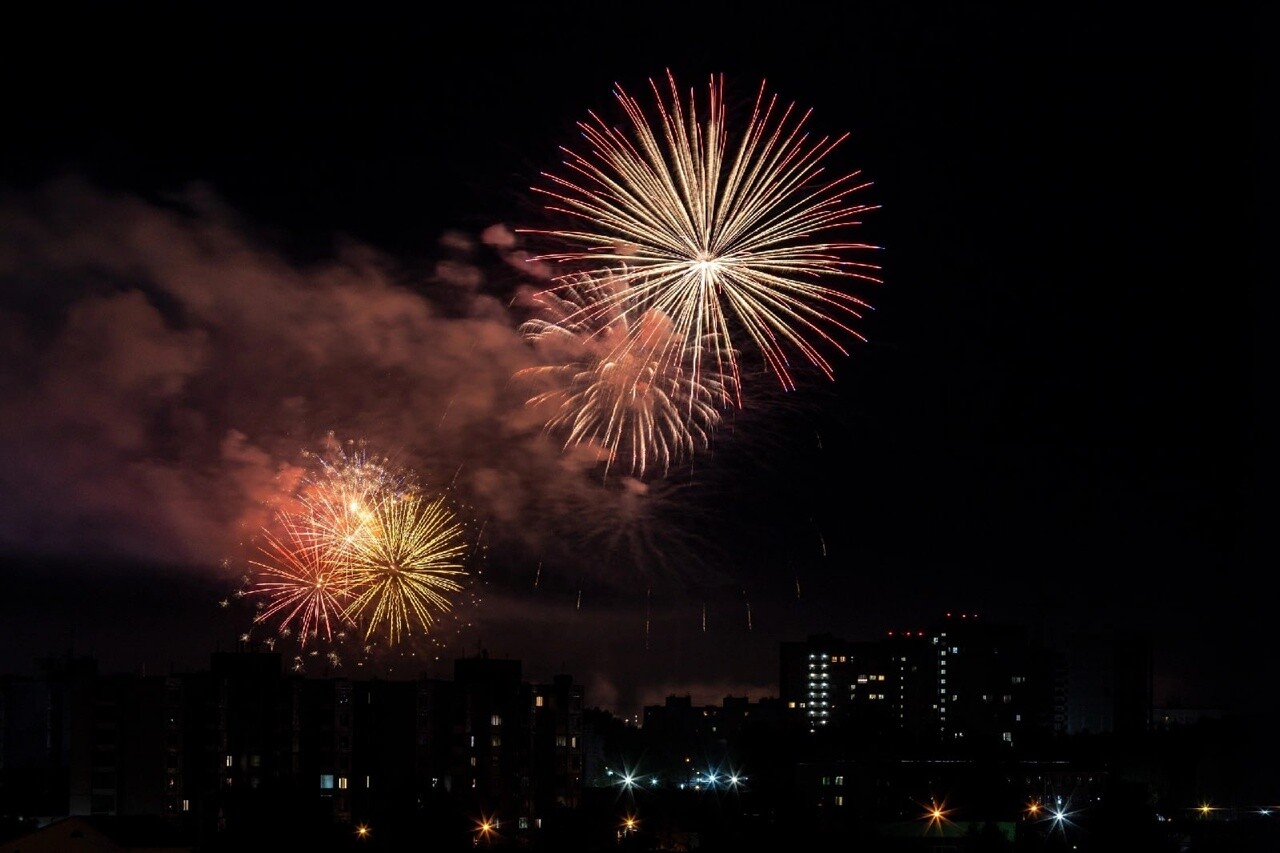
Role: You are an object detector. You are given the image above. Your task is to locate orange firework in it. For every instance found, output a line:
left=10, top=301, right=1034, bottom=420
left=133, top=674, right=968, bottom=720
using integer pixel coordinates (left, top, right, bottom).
left=517, top=268, right=730, bottom=479
left=248, top=510, right=356, bottom=647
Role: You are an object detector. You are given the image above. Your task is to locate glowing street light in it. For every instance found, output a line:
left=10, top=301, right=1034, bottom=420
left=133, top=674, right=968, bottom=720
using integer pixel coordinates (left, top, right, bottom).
left=474, top=815, right=498, bottom=846
left=919, top=796, right=954, bottom=835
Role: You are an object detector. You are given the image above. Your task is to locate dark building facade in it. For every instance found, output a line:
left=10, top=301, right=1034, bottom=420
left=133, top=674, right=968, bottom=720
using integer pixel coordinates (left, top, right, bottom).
left=0, top=647, right=585, bottom=849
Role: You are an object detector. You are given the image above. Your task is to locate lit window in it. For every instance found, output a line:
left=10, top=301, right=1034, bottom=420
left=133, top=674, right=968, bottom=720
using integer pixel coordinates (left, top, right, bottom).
left=338, top=777, right=348, bottom=790
left=470, top=757, right=477, bottom=767
left=182, top=799, right=189, bottom=812
left=491, top=735, right=502, bottom=747
left=535, top=696, right=544, bottom=707
left=570, top=736, right=577, bottom=748
left=491, top=715, right=502, bottom=727
left=225, top=755, right=233, bottom=768
left=320, top=774, right=334, bottom=789
left=366, top=775, right=372, bottom=788
left=834, top=795, right=844, bottom=806
left=834, top=775, right=844, bottom=785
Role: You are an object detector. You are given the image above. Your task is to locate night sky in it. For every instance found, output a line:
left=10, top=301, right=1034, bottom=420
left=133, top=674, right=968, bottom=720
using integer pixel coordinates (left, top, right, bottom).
left=0, top=7, right=1264, bottom=720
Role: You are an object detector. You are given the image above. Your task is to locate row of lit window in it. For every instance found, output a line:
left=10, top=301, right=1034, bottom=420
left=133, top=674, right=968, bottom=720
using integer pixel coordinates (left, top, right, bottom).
left=320, top=774, right=373, bottom=789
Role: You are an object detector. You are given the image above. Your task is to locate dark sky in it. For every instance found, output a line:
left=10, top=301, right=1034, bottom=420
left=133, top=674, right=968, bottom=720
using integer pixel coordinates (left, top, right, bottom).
left=0, top=7, right=1264, bottom=719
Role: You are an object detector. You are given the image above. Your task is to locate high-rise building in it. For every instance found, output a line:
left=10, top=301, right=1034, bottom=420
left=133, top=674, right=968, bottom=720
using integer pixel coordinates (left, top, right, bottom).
left=780, top=613, right=1070, bottom=751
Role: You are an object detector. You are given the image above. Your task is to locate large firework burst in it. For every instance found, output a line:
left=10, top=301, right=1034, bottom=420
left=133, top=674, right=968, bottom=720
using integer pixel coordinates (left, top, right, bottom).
left=521, top=70, right=880, bottom=398
left=517, top=269, right=730, bottom=479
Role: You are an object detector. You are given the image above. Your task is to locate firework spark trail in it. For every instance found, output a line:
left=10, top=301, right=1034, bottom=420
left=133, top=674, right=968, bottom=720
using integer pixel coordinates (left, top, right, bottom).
left=247, top=511, right=356, bottom=646
left=517, top=269, right=729, bottom=479
left=645, top=587, right=651, bottom=650
left=522, top=70, right=881, bottom=399
left=340, top=491, right=470, bottom=646
left=812, top=517, right=827, bottom=557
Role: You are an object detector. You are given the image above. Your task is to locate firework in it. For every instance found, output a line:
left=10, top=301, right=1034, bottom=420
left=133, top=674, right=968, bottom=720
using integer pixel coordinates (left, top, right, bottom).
left=521, top=70, right=880, bottom=397
left=517, top=269, right=730, bottom=479
left=339, top=491, right=470, bottom=646
left=242, top=438, right=473, bottom=655
left=247, top=510, right=356, bottom=647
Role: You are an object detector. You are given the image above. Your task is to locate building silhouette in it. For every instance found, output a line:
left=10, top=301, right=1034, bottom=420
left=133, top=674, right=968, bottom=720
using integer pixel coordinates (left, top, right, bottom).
left=5, top=615, right=1274, bottom=852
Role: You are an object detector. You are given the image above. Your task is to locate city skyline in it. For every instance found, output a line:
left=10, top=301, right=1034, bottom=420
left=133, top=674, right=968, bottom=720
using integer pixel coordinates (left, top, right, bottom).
left=0, top=7, right=1264, bottom=722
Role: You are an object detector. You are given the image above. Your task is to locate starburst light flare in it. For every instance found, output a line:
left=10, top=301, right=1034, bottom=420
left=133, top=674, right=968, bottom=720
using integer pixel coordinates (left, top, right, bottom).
left=517, top=269, right=730, bottom=479
left=521, top=70, right=881, bottom=398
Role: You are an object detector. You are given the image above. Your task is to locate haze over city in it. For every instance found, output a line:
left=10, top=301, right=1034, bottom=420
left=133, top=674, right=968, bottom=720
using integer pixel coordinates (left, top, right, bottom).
left=0, top=5, right=1263, bottom=724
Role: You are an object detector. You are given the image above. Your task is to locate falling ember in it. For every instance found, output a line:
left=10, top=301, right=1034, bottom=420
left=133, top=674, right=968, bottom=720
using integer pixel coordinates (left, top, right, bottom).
left=534, top=561, right=542, bottom=588
left=576, top=589, right=582, bottom=610
left=645, top=588, right=652, bottom=650
left=702, top=602, right=707, bottom=633
left=812, top=518, right=827, bottom=557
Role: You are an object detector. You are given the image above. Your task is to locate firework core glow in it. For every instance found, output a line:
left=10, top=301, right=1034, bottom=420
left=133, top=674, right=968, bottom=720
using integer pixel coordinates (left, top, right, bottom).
left=521, top=69, right=881, bottom=401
